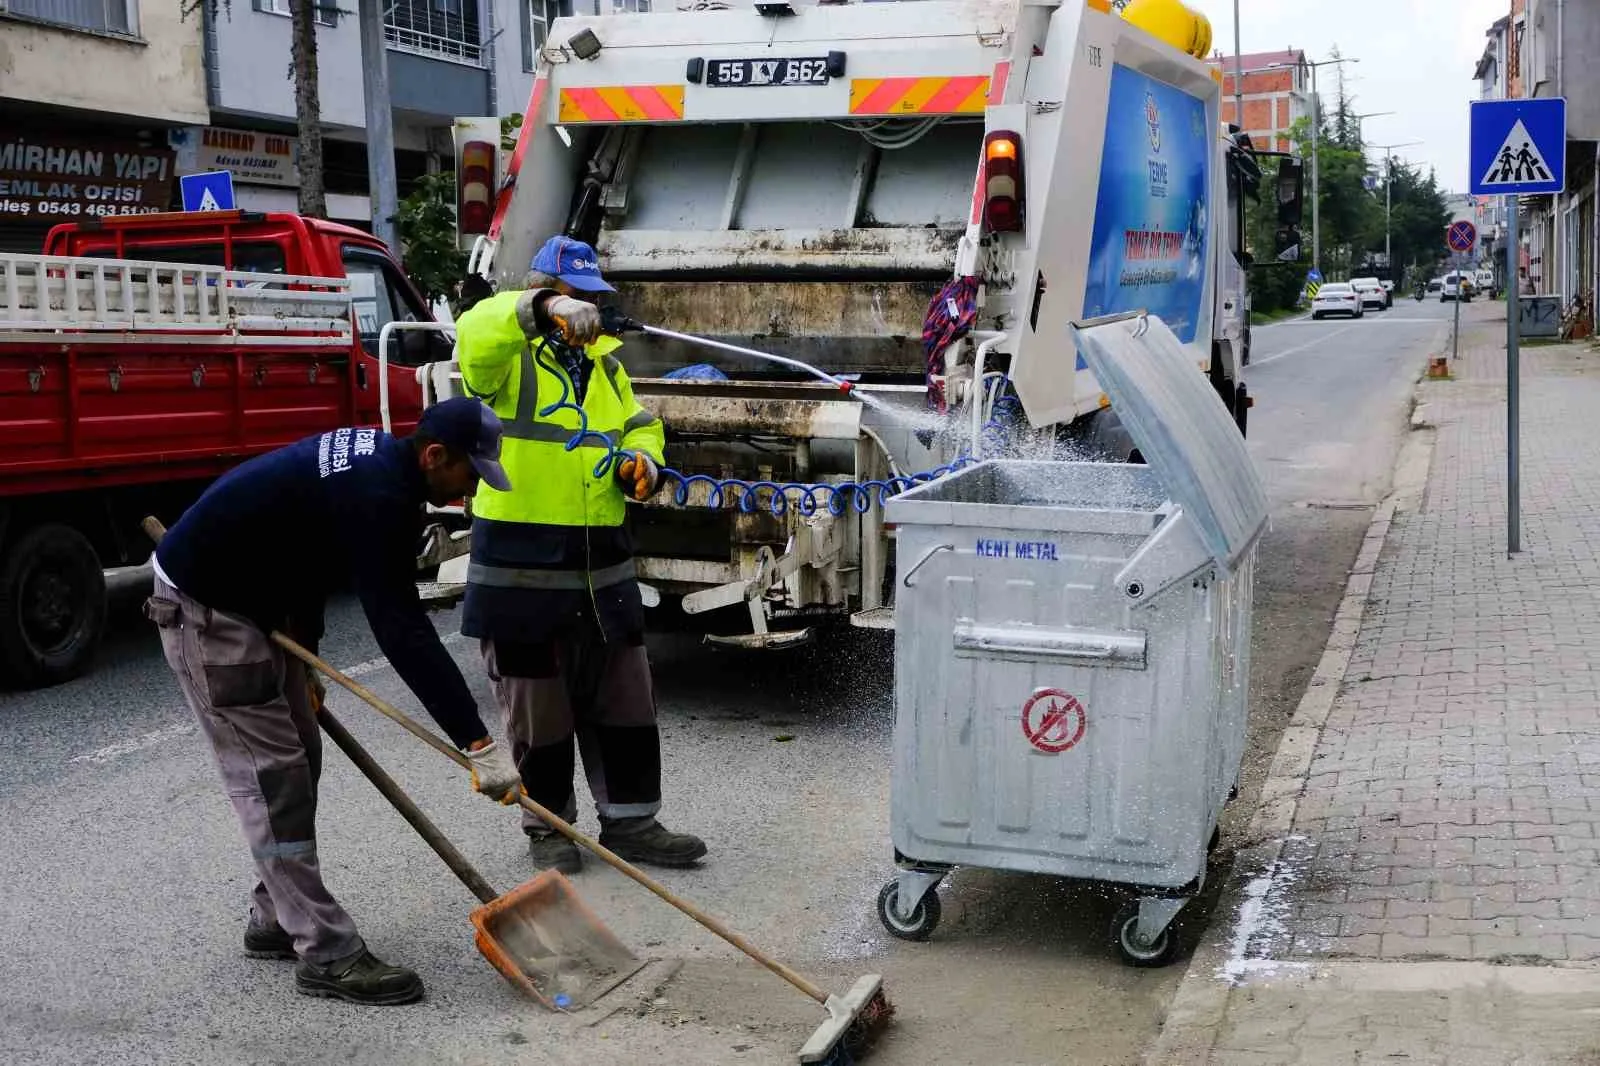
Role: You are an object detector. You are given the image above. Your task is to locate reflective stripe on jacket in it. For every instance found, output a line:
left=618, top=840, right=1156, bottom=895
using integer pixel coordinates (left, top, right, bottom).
left=455, top=289, right=665, bottom=530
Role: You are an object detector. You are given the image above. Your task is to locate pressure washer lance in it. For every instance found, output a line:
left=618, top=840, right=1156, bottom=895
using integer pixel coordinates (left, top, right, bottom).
left=599, top=306, right=892, bottom=415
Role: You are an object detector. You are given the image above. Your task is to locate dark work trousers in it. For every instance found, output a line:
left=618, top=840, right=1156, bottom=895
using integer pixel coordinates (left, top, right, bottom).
left=482, top=626, right=662, bottom=834
left=146, top=577, right=363, bottom=965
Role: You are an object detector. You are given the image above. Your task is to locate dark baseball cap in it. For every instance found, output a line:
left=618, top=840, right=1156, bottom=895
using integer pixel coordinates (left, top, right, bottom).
left=415, top=396, right=512, bottom=491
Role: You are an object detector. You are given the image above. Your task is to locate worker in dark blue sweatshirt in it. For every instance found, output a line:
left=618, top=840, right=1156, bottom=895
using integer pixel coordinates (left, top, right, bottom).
left=145, top=396, right=533, bottom=1006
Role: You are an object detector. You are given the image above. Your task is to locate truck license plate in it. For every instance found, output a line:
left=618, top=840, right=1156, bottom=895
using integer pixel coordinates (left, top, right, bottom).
left=704, top=57, right=831, bottom=88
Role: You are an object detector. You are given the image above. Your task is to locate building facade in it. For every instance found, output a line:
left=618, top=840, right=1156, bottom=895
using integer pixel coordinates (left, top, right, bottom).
left=1208, top=48, right=1310, bottom=153
left=0, top=0, right=209, bottom=249
left=1, top=0, right=617, bottom=247
left=1514, top=0, right=1600, bottom=320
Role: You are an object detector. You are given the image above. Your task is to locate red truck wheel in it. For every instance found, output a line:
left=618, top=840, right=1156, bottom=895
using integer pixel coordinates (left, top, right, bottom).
left=0, top=525, right=106, bottom=687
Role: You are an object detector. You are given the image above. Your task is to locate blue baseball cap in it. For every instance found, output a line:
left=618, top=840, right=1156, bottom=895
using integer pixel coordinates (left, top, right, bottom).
left=416, top=397, right=512, bottom=491
left=531, top=235, right=615, bottom=293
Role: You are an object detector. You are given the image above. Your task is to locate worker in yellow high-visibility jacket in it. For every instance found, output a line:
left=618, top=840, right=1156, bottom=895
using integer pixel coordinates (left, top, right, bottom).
left=453, top=236, right=707, bottom=874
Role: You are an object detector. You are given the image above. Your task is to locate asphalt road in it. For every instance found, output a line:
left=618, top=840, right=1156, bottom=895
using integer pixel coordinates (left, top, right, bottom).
left=0, top=300, right=1450, bottom=1066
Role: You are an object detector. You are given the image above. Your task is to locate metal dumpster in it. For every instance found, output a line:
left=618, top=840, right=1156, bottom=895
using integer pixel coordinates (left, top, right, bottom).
left=876, top=313, right=1268, bottom=966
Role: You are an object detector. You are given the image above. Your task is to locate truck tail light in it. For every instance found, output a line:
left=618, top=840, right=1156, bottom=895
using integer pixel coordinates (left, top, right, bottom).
left=982, top=131, right=1024, bottom=233
left=458, top=140, right=495, bottom=236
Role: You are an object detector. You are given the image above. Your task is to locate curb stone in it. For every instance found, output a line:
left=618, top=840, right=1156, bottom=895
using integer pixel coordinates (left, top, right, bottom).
left=1143, top=408, right=1437, bottom=1066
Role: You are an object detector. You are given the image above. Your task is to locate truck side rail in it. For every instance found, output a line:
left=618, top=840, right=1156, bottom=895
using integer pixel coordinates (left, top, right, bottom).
left=0, top=253, right=352, bottom=340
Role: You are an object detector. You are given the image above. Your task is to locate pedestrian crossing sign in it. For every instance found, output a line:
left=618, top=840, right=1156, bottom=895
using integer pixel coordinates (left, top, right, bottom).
left=1470, top=98, right=1565, bottom=196
left=179, top=170, right=236, bottom=213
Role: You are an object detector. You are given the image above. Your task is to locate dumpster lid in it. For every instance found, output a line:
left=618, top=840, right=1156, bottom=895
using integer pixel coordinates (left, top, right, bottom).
left=1070, top=312, right=1268, bottom=570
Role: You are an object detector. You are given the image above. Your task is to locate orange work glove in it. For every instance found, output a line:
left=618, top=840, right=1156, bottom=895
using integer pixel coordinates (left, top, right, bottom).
left=306, top=672, right=327, bottom=714
left=615, top=453, right=660, bottom=501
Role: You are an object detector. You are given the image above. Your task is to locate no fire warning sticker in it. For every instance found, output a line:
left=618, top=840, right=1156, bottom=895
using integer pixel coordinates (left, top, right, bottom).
left=1021, top=689, right=1088, bottom=754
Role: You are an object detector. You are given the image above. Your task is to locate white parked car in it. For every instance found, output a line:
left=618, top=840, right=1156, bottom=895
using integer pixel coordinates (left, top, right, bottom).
left=1351, top=277, right=1389, bottom=311
left=1312, top=282, right=1364, bottom=320
left=1441, top=272, right=1474, bottom=302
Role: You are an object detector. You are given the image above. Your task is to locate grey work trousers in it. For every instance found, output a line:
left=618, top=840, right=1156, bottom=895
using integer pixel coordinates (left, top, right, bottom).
left=482, top=635, right=662, bottom=834
left=147, top=578, right=362, bottom=965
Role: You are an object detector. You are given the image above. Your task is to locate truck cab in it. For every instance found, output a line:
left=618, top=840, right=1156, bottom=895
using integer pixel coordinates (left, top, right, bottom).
left=0, top=211, right=448, bottom=686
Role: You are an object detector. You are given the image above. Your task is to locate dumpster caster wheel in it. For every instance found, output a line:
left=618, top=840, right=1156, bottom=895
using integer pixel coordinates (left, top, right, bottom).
left=1112, top=901, right=1178, bottom=967
left=877, top=881, right=940, bottom=941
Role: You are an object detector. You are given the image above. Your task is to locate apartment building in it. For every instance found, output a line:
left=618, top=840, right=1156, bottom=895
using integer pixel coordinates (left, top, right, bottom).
left=0, top=0, right=209, bottom=249
left=1207, top=48, right=1310, bottom=153
left=2, top=0, right=623, bottom=244
left=1516, top=0, right=1600, bottom=309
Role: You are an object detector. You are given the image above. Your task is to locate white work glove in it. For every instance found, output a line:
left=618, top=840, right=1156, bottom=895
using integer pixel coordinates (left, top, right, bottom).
left=466, top=740, right=522, bottom=804
left=546, top=295, right=602, bottom=346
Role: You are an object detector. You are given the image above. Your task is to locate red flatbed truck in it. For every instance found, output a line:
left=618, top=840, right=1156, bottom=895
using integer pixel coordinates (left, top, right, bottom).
left=0, top=210, right=452, bottom=687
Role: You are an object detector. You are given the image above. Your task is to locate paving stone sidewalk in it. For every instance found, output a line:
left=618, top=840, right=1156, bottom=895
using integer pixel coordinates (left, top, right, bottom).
left=1150, top=309, right=1600, bottom=1066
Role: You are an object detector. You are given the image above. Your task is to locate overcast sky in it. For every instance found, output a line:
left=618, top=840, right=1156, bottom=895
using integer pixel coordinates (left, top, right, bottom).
left=1227, top=0, right=1508, bottom=193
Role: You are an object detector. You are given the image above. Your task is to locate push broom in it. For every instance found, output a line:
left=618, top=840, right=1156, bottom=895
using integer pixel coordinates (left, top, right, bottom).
left=144, top=516, right=894, bottom=1064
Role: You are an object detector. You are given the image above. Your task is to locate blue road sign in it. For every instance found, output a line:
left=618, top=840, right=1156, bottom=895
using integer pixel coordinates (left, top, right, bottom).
left=1470, top=98, right=1565, bottom=195
left=1306, top=269, right=1323, bottom=283
left=1447, top=220, right=1477, bottom=255
left=180, top=170, right=236, bottom=212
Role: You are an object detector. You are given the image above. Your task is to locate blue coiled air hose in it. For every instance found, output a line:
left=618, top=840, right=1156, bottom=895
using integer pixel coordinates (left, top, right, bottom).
left=534, top=330, right=1020, bottom=517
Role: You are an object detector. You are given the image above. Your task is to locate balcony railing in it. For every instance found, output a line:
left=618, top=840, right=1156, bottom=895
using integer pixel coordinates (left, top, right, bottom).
left=384, top=22, right=482, bottom=64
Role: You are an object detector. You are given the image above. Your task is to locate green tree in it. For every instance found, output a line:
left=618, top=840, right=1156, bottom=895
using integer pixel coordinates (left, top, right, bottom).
left=185, top=0, right=327, bottom=217
left=1363, top=162, right=1449, bottom=286
left=395, top=173, right=467, bottom=307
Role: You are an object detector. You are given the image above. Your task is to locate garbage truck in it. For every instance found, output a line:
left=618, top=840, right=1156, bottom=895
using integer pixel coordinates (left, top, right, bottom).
left=436, top=0, right=1299, bottom=645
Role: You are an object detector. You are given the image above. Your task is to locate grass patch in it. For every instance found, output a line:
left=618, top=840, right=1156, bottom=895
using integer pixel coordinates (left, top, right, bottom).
left=1250, top=306, right=1303, bottom=325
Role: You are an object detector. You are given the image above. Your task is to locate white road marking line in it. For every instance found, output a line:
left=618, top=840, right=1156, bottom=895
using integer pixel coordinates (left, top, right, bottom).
left=339, top=631, right=467, bottom=681
left=1253, top=314, right=1310, bottom=329
left=1275, top=317, right=1445, bottom=326
left=70, top=720, right=195, bottom=765
left=1248, top=323, right=1357, bottom=368
left=67, top=632, right=469, bottom=765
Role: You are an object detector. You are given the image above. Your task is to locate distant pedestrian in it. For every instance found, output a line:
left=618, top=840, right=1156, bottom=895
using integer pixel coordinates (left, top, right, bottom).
left=145, top=397, right=524, bottom=1006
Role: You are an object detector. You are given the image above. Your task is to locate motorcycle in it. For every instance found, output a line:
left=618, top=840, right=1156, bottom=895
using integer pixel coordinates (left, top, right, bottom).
left=1413, top=285, right=1426, bottom=301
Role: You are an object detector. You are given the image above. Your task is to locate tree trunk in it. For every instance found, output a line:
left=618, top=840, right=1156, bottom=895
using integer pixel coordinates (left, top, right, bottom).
left=290, top=0, right=327, bottom=218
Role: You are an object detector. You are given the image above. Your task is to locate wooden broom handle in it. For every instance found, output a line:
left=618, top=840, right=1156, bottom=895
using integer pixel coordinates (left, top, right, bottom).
left=140, top=515, right=829, bottom=1005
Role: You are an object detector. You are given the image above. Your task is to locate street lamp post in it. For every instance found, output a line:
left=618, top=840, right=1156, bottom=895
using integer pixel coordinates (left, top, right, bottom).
left=1276, top=56, right=1361, bottom=276
left=1368, top=140, right=1421, bottom=275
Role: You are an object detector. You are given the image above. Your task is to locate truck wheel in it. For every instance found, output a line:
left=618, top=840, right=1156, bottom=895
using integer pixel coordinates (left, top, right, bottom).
left=0, top=525, right=107, bottom=687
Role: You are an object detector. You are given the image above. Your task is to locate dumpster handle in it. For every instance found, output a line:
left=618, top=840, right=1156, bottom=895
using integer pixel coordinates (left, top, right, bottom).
left=903, top=543, right=955, bottom=587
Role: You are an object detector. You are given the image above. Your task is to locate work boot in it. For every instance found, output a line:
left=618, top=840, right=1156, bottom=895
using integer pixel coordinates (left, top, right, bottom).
left=295, top=949, right=424, bottom=1006
left=599, top=817, right=707, bottom=867
left=528, top=830, right=582, bottom=874
left=243, top=918, right=296, bottom=960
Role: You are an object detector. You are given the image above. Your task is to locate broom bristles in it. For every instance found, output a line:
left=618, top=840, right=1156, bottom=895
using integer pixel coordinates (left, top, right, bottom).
left=841, top=988, right=895, bottom=1058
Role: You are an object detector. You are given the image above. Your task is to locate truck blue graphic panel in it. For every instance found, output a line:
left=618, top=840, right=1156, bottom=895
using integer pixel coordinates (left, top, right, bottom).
left=1083, top=64, right=1211, bottom=344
